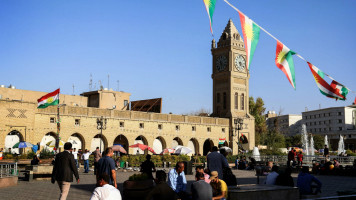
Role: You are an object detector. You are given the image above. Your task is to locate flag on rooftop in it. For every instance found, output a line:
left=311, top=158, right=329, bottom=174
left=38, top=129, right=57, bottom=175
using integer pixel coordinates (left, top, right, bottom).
left=37, top=89, right=60, bottom=108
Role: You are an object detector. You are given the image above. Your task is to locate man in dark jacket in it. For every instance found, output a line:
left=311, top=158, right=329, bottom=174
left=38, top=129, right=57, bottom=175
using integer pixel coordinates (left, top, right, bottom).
left=51, top=142, right=80, bottom=200
left=207, top=146, right=229, bottom=179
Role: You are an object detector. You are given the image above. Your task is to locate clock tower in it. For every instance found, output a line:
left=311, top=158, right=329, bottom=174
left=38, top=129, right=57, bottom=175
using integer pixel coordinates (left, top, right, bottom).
left=211, top=19, right=255, bottom=153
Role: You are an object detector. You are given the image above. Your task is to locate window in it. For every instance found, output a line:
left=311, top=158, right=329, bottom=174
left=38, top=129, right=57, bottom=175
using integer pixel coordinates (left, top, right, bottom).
left=338, top=112, right=342, bottom=116
left=50, top=117, right=55, bottom=123
left=75, top=119, right=80, bottom=126
left=329, top=120, right=331, bottom=124
left=234, top=93, right=238, bottom=109
left=319, top=128, right=322, bottom=132
left=216, top=106, right=220, bottom=114
left=338, top=119, right=342, bottom=124
left=314, top=122, right=316, bottom=125
left=207, top=127, right=211, bottom=132
left=339, top=127, right=342, bottom=131
left=222, top=128, right=225, bottom=133
left=158, top=124, right=162, bottom=130
left=176, top=125, right=180, bottom=131
left=217, top=93, right=220, bottom=103
left=139, top=123, right=144, bottom=129
left=223, top=93, right=227, bottom=109
left=124, top=100, right=128, bottom=107
left=120, top=122, right=124, bottom=127
left=319, top=121, right=322, bottom=125
left=192, top=126, right=196, bottom=131
left=329, top=127, right=332, bottom=131
left=324, top=113, right=326, bottom=117
left=241, top=93, right=245, bottom=110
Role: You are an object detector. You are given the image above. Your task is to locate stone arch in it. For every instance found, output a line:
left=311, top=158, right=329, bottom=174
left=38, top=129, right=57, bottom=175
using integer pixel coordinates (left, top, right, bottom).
left=68, top=133, right=85, bottom=151
left=172, top=137, right=183, bottom=148
left=40, top=132, right=57, bottom=152
left=188, top=138, right=200, bottom=155
left=153, top=136, right=167, bottom=154
left=203, top=139, right=214, bottom=156
left=5, top=130, right=24, bottom=154
left=134, top=135, right=148, bottom=154
left=91, top=134, right=108, bottom=152
left=113, top=134, right=129, bottom=154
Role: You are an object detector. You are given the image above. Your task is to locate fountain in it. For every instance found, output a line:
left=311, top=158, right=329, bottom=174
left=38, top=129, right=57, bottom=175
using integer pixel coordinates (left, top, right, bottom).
left=338, top=135, right=345, bottom=155
left=310, top=135, right=315, bottom=156
left=324, top=135, right=328, bottom=147
left=301, top=124, right=309, bottom=156
left=252, top=146, right=261, bottom=161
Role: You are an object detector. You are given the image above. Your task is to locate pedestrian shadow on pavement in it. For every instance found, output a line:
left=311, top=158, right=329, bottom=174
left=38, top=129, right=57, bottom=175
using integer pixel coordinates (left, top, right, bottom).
left=71, top=183, right=96, bottom=193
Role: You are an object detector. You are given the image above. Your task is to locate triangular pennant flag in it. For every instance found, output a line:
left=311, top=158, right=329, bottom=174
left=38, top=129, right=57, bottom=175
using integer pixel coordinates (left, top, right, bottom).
left=330, top=80, right=349, bottom=101
left=238, top=11, right=260, bottom=71
left=203, top=0, right=216, bottom=34
left=275, top=41, right=296, bottom=89
left=307, top=62, right=347, bottom=100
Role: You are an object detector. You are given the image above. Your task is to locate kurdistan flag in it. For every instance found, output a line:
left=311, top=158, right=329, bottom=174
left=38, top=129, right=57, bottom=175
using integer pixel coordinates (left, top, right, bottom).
left=203, top=0, right=216, bottom=34
left=37, top=89, right=60, bottom=108
left=275, top=41, right=296, bottom=89
left=307, top=62, right=347, bottom=100
left=238, top=11, right=260, bottom=71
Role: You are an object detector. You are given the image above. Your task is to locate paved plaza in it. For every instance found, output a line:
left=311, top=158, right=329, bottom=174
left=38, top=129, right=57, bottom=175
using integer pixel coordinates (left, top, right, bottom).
left=0, top=168, right=355, bottom=200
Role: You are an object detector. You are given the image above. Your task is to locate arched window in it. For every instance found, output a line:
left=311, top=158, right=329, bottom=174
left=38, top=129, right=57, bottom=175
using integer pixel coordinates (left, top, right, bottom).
left=241, top=93, right=244, bottom=110
left=223, top=92, right=227, bottom=110
left=217, top=93, right=220, bottom=103
left=216, top=106, right=220, bottom=115
left=234, top=93, right=238, bottom=109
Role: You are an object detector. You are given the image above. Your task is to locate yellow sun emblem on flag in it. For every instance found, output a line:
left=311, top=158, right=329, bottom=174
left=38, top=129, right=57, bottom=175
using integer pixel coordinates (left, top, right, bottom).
left=244, top=24, right=254, bottom=40
left=47, top=97, right=54, bottom=103
left=277, top=50, right=287, bottom=64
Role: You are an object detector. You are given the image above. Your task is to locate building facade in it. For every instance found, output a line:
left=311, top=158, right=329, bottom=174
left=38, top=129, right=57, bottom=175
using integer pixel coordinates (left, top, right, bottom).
left=266, top=113, right=302, bottom=136
left=302, top=105, right=356, bottom=151
left=0, top=20, right=255, bottom=155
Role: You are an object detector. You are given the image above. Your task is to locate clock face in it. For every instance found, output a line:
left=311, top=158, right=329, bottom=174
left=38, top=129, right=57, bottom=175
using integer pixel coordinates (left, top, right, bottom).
left=235, top=55, right=246, bottom=72
left=216, top=55, right=227, bottom=72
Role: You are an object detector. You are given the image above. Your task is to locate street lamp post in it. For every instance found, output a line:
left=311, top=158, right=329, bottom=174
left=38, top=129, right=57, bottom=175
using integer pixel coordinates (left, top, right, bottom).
left=234, top=118, right=244, bottom=152
left=96, top=116, right=107, bottom=153
left=55, top=104, right=66, bottom=152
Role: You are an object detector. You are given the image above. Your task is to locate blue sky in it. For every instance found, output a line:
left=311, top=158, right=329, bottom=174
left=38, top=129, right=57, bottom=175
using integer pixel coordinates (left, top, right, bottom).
left=0, top=0, right=355, bottom=115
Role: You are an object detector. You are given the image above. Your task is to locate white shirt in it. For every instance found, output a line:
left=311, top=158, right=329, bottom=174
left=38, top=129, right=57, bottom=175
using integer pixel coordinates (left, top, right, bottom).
left=265, top=171, right=279, bottom=185
left=82, top=152, right=91, bottom=160
left=72, top=151, right=78, bottom=159
left=90, top=184, right=122, bottom=200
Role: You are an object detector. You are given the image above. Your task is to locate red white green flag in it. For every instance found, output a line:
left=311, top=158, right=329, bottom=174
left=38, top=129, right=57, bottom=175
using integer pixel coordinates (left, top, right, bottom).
left=37, top=89, right=60, bottom=108
left=238, top=11, right=260, bottom=71
left=308, top=62, right=348, bottom=100
left=203, top=0, right=216, bottom=34
left=275, top=41, right=296, bottom=89
left=218, top=138, right=226, bottom=145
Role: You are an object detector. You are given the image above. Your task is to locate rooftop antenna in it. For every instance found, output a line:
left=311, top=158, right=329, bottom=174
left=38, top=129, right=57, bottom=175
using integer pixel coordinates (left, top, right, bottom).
left=99, top=80, right=103, bottom=90
left=89, top=74, right=93, bottom=91
left=305, top=107, right=308, bottom=111
left=72, top=84, right=75, bottom=95
left=108, top=74, right=110, bottom=89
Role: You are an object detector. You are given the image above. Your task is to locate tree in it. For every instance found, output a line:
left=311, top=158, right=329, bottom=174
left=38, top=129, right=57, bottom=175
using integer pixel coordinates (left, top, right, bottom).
left=285, top=135, right=302, bottom=148
left=313, top=135, right=324, bottom=150
left=265, top=130, right=286, bottom=150
left=249, top=97, right=267, bottom=146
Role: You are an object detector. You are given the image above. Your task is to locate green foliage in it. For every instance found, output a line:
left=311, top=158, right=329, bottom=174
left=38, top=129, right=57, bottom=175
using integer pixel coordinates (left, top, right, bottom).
left=346, top=150, right=356, bottom=156
left=151, top=155, right=163, bottom=167
left=249, top=97, right=267, bottom=146
left=128, top=173, right=149, bottom=181
left=313, top=135, right=324, bottom=150
left=285, top=135, right=302, bottom=148
left=259, top=148, right=285, bottom=155
left=40, top=149, right=55, bottom=159
left=26, top=151, right=37, bottom=159
left=226, top=155, right=238, bottom=163
left=265, top=130, right=286, bottom=150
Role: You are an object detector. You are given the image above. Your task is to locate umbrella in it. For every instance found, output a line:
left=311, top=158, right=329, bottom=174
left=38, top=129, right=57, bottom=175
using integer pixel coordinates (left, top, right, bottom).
left=160, top=148, right=175, bottom=154
left=173, top=145, right=184, bottom=150
left=220, top=146, right=232, bottom=153
left=46, top=140, right=65, bottom=148
left=129, top=143, right=156, bottom=154
left=111, top=145, right=127, bottom=154
left=13, top=142, right=33, bottom=148
left=175, top=146, right=192, bottom=155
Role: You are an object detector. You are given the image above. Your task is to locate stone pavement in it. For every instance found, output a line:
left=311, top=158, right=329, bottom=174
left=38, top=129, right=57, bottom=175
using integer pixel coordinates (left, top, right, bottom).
left=0, top=168, right=355, bottom=200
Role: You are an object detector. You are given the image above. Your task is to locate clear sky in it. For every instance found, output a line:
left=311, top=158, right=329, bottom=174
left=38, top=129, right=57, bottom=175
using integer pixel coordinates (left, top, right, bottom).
left=1, top=0, right=355, bottom=115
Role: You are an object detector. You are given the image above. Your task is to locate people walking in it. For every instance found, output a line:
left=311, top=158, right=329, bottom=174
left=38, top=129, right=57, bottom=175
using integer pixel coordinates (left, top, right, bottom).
left=140, top=154, right=156, bottom=179
left=90, top=173, right=122, bottom=200
left=97, top=147, right=117, bottom=188
left=287, top=148, right=295, bottom=167
left=51, top=142, right=80, bottom=200
left=207, top=146, right=229, bottom=179
left=93, top=147, right=102, bottom=175
left=297, top=151, right=303, bottom=167
left=72, top=148, right=79, bottom=169
left=82, top=149, right=91, bottom=173
left=324, top=145, right=329, bottom=159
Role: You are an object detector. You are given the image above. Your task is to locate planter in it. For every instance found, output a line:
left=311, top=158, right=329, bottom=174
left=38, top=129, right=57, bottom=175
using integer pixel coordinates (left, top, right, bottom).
left=123, top=180, right=154, bottom=200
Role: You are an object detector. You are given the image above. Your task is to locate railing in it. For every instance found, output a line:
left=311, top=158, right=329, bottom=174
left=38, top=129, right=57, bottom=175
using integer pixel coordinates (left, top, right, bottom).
left=0, top=163, right=18, bottom=178
left=251, top=155, right=356, bottom=166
